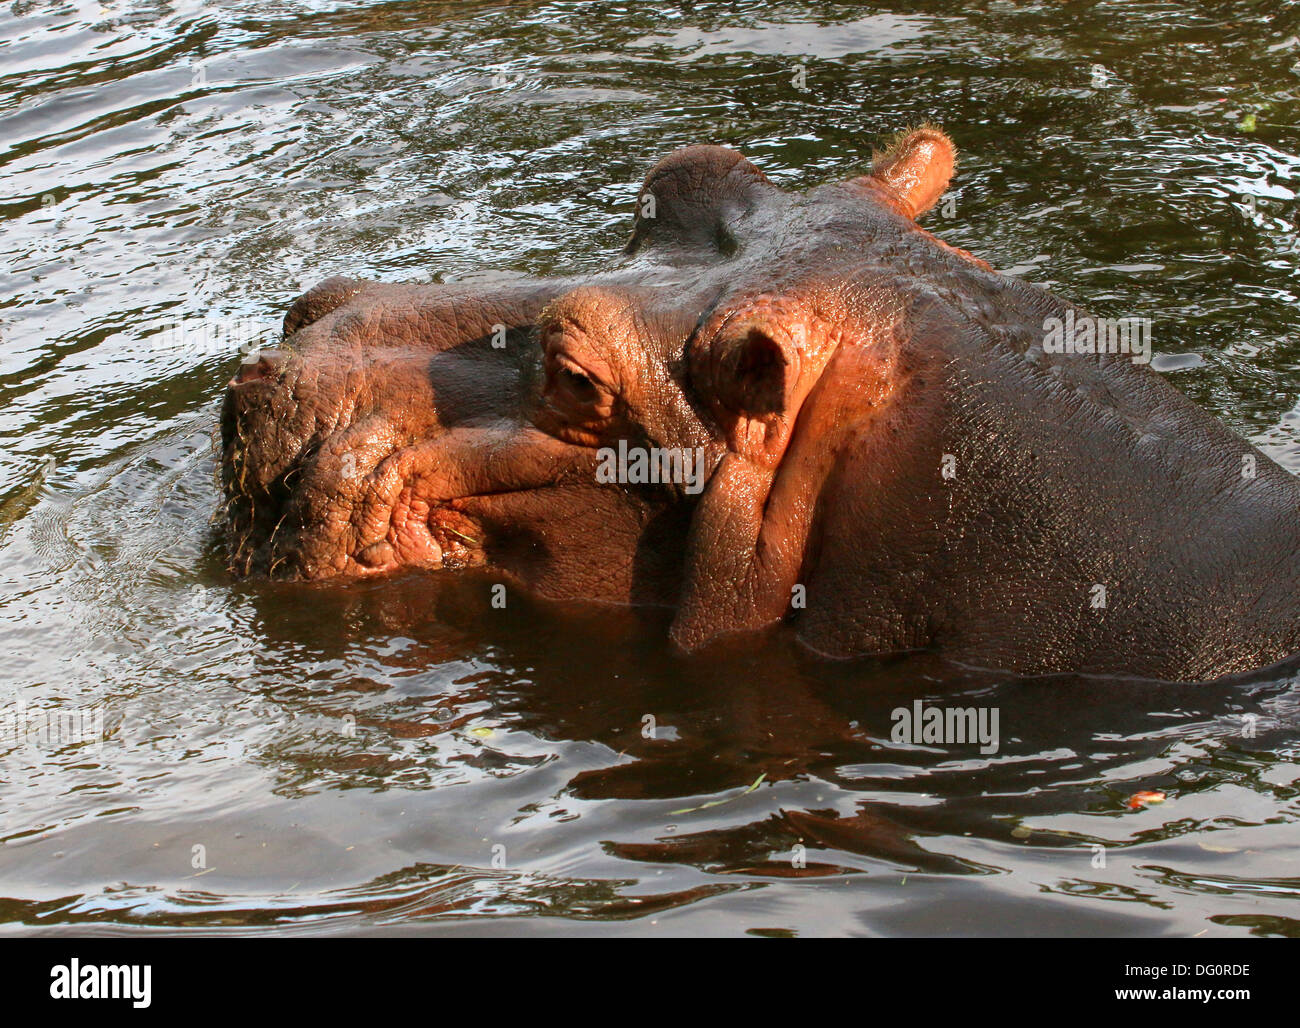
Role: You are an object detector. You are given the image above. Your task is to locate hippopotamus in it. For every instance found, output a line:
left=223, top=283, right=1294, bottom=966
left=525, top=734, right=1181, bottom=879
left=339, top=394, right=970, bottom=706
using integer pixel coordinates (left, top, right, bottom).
left=221, top=126, right=1300, bottom=682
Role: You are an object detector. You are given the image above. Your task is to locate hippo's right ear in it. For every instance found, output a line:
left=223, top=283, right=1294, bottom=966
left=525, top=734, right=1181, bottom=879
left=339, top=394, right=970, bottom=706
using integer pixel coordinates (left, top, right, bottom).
left=626, top=145, right=774, bottom=256
left=855, top=125, right=955, bottom=219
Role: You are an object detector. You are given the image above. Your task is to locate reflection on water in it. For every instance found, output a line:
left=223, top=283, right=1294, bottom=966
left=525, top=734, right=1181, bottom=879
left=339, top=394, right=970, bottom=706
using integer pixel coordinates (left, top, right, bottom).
left=1, top=0, right=1299, bottom=936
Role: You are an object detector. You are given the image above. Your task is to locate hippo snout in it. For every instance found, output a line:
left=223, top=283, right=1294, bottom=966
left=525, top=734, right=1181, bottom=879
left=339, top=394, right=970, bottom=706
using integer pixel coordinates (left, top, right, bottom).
left=221, top=275, right=601, bottom=582
left=231, top=347, right=289, bottom=386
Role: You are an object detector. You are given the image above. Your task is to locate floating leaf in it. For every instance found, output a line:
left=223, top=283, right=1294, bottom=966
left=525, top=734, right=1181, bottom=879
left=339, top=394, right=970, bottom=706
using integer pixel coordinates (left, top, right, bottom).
left=1238, top=113, right=1257, bottom=132
left=670, top=773, right=766, bottom=815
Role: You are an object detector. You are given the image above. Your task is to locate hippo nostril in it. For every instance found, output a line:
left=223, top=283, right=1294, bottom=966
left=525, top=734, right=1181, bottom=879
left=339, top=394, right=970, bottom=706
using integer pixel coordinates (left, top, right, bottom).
left=283, top=275, right=364, bottom=336
left=233, top=348, right=289, bottom=385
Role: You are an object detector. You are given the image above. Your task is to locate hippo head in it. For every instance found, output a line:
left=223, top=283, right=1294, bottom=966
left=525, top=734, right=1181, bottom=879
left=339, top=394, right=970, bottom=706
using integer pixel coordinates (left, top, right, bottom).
left=222, top=126, right=984, bottom=650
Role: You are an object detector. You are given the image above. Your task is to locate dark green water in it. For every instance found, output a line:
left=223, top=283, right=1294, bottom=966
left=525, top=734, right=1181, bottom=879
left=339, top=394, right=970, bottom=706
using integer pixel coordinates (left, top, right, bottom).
left=2, top=0, right=1299, bottom=936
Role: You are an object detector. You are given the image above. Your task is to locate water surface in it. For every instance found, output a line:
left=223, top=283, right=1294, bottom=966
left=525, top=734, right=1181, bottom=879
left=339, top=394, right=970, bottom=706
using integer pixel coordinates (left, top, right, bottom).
left=2, top=0, right=1300, bottom=936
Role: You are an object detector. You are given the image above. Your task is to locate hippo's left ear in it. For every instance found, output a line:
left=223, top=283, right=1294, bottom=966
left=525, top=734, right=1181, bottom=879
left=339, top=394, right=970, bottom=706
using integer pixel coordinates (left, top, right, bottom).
left=692, top=310, right=839, bottom=468
left=711, top=325, right=789, bottom=418
left=856, top=125, right=955, bottom=219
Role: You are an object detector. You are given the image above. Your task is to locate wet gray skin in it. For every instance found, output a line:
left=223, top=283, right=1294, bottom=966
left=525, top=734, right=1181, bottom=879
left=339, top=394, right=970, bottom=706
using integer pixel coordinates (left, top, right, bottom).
left=225, top=129, right=1300, bottom=683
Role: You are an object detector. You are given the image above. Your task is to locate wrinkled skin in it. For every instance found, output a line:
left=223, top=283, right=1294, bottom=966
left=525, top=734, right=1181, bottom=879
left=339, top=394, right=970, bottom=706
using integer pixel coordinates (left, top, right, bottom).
left=222, top=127, right=1300, bottom=682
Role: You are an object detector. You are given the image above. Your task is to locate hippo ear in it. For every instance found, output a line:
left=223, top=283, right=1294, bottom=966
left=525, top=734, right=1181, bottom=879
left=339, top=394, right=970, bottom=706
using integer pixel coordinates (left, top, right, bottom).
left=857, top=125, right=955, bottom=219
left=626, top=145, right=774, bottom=256
left=712, top=325, right=789, bottom=417
left=693, top=313, right=837, bottom=468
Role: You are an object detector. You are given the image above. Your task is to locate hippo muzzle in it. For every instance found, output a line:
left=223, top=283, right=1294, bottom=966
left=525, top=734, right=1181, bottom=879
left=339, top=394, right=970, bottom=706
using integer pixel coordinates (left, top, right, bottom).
left=222, top=276, right=609, bottom=581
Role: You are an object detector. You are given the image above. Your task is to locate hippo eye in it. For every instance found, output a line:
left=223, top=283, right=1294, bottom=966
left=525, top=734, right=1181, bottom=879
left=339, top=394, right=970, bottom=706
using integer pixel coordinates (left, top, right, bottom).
left=546, top=352, right=609, bottom=406
left=541, top=354, right=615, bottom=436
left=557, top=366, right=598, bottom=403
left=537, top=329, right=617, bottom=443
